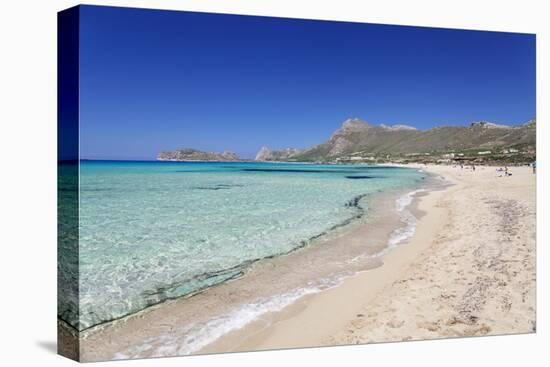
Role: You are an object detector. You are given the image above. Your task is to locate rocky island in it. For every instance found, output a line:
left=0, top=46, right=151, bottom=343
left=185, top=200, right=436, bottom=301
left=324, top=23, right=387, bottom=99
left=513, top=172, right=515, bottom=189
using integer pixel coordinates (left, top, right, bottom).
left=157, top=148, right=240, bottom=162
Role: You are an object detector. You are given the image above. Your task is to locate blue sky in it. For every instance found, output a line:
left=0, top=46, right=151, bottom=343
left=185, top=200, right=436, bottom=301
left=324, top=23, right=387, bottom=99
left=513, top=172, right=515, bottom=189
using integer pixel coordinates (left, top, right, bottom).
left=78, top=5, right=536, bottom=160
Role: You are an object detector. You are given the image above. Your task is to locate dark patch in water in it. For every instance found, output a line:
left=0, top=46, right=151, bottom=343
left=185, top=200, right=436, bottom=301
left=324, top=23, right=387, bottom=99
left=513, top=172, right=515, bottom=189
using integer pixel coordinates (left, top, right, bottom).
left=193, top=187, right=230, bottom=191
left=345, top=193, right=368, bottom=209
left=345, top=175, right=377, bottom=179
left=243, top=168, right=327, bottom=173
left=172, top=170, right=226, bottom=173
left=192, top=183, right=244, bottom=190
left=352, top=165, right=400, bottom=170
left=242, top=168, right=367, bottom=174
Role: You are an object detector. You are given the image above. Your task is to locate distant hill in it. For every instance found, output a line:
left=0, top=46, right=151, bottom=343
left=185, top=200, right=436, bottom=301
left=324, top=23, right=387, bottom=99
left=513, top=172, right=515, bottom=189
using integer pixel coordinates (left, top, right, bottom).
left=159, top=118, right=536, bottom=164
left=157, top=148, right=240, bottom=162
left=257, top=118, right=535, bottom=164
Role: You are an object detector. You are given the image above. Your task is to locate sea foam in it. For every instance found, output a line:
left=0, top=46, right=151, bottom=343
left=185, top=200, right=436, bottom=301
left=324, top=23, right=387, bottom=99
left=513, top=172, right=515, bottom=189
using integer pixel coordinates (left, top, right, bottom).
left=114, top=284, right=333, bottom=358
left=388, top=189, right=425, bottom=248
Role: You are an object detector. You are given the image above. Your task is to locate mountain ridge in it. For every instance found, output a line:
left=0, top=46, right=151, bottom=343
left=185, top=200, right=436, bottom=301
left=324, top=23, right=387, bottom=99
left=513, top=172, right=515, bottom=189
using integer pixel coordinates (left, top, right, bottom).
left=157, top=117, right=536, bottom=164
left=286, top=118, right=536, bottom=162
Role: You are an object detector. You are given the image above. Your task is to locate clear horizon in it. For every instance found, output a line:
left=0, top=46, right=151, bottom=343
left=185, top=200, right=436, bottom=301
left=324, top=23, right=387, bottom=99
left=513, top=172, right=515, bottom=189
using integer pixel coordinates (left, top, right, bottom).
left=77, top=5, right=536, bottom=160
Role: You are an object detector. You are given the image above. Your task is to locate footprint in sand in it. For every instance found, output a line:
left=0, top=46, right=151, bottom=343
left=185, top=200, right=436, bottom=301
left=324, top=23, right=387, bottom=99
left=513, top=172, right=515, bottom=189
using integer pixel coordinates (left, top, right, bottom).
left=417, top=321, right=441, bottom=332
left=386, top=319, right=405, bottom=328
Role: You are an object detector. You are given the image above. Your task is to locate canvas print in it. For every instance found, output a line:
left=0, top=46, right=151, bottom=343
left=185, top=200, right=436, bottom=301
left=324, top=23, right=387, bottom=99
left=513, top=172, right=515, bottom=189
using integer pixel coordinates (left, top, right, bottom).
left=57, top=5, right=536, bottom=362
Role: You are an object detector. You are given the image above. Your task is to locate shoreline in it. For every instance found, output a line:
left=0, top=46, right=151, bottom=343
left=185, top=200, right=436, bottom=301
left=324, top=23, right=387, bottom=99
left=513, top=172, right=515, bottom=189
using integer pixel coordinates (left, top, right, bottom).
left=206, top=164, right=535, bottom=352
left=200, top=167, right=450, bottom=353
left=68, top=162, right=426, bottom=336
left=192, top=181, right=443, bottom=356
left=75, top=167, right=432, bottom=362
left=73, top=164, right=536, bottom=361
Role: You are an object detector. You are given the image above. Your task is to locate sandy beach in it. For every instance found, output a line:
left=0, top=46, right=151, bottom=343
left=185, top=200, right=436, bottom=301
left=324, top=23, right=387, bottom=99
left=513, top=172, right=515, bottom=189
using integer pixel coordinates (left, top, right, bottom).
left=73, top=164, right=536, bottom=361
left=214, top=164, right=536, bottom=352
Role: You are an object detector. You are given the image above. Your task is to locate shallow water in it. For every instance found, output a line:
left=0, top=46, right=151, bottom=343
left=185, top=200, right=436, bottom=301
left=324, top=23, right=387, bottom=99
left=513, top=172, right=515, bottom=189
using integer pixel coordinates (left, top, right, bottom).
left=58, top=161, right=426, bottom=331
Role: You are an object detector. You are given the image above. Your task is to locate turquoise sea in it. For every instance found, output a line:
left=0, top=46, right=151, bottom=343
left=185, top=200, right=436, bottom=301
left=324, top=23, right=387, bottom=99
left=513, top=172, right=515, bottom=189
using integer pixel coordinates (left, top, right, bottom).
left=58, top=161, right=426, bottom=331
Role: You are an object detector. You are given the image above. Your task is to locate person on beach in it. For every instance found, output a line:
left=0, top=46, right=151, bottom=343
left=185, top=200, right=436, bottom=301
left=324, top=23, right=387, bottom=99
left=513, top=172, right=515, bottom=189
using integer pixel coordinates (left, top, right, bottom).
left=532, top=161, right=536, bottom=174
